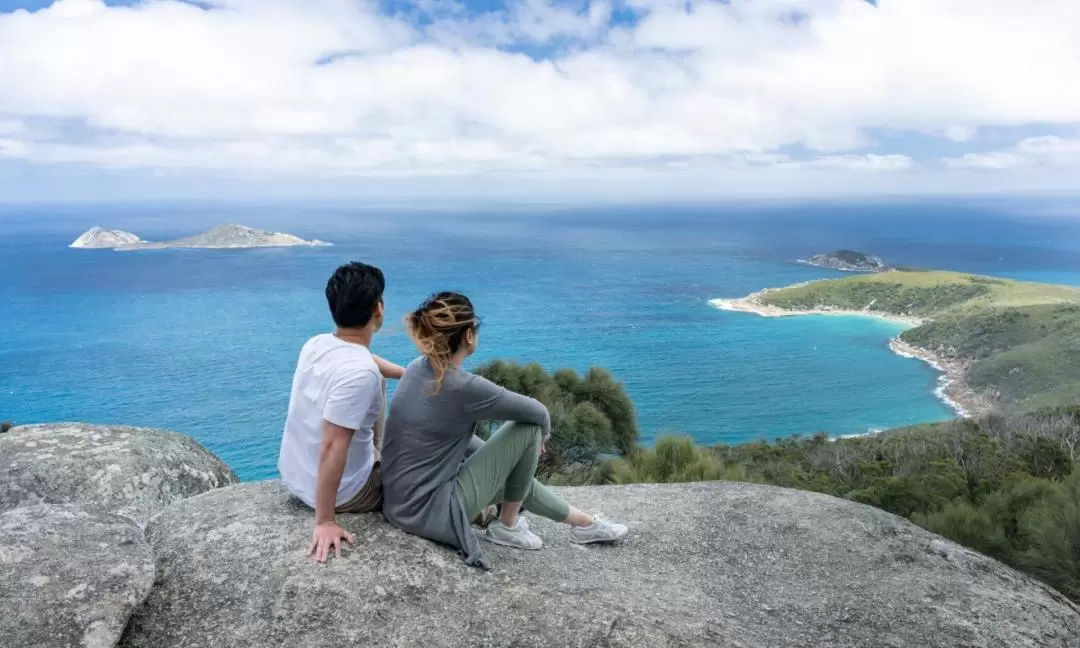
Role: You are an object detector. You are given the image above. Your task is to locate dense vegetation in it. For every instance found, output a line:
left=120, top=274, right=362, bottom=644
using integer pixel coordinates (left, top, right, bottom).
left=807, top=250, right=888, bottom=271
left=0, top=421, right=12, bottom=434
left=479, top=361, right=1080, bottom=603
left=473, top=360, right=638, bottom=475
left=761, top=271, right=1080, bottom=411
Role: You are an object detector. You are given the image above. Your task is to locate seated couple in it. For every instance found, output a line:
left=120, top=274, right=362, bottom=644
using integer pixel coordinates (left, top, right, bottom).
left=277, top=261, right=628, bottom=568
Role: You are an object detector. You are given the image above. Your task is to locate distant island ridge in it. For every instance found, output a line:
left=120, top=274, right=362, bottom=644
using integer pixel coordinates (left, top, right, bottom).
left=70, top=224, right=331, bottom=250
left=712, top=265, right=1080, bottom=418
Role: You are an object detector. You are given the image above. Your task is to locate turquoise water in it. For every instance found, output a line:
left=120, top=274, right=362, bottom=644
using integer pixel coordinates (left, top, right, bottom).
left=3, top=199, right=1080, bottom=480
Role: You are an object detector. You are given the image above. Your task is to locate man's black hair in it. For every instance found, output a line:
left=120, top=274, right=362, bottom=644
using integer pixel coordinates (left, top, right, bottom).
left=325, top=262, right=385, bottom=328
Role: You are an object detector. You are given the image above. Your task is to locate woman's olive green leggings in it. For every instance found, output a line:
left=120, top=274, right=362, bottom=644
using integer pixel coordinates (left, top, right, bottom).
left=456, top=422, right=571, bottom=523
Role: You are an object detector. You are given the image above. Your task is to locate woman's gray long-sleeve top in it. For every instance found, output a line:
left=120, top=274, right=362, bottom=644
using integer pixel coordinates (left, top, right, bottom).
left=380, top=357, right=551, bottom=569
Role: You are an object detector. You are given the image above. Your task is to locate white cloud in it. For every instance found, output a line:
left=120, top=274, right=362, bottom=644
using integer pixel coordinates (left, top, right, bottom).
left=944, top=136, right=1080, bottom=169
left=0, top=0, right=1078, bottom=185
left=944, top=126, right=977, bottom=142
left=809, top=154, right=914, bottom=171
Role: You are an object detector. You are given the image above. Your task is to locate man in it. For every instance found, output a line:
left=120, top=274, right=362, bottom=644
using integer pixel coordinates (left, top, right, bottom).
left=278, top=261, right=405, bottom=563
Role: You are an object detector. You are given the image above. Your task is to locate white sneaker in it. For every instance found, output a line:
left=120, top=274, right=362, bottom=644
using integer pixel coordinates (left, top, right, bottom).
left=569, top=515, right=628, bottom=544
left=484, top=519, right=543, bottom=550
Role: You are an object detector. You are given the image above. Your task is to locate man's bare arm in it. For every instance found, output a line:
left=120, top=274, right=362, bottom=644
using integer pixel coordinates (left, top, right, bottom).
left=372, top=354, right=405, bottom=380
left=308, top=420, right=355, bottom=562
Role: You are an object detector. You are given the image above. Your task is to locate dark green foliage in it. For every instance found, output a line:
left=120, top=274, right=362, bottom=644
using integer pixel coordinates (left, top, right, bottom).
left=829, top=250, right=872, bottom=264
left=557, top=409, right=1080, bottom=602
left=0, top=421, right=12, bottom=434
left=472, top=360, right=639, bottom=474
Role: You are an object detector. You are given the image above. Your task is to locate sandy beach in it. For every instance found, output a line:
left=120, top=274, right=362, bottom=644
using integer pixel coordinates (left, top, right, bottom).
left=709, top=289, right=925, bottom=327
left=710, top=291, right=991, bottom=418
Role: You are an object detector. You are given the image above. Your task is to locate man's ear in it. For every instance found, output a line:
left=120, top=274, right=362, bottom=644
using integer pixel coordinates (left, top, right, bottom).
left=372, top=301, right=385, bottom=331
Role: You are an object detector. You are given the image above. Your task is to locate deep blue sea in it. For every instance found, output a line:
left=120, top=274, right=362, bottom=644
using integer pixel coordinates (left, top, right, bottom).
left=3, top=198, right=1080, bottom=480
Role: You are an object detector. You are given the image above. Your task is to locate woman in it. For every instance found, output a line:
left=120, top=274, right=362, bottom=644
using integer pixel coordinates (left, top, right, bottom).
left=380, top=291, right=628, bottom=568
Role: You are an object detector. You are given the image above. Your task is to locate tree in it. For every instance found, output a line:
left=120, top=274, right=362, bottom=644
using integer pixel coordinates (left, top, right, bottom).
left=473, top=360, right=639, bottom=473
left=0, top=421, right=13, bottom=434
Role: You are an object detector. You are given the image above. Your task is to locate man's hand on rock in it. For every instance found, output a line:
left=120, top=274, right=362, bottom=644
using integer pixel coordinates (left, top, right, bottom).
left=308, top=521, right=354, bottom=563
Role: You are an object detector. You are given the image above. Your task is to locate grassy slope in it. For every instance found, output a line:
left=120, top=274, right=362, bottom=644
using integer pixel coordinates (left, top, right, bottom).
left=760, top=271, right=1080, bottom=411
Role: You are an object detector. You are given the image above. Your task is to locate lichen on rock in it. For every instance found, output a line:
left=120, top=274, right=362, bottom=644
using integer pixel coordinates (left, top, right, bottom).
left=0, top=423, right=238, bottom=525
left=119, top=479, right=1080, bottom=648
left=0, top=504, right=155, bottom=648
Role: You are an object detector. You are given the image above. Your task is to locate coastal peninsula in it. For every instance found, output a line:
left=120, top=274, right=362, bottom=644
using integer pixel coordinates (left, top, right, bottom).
left=70, top=224, right=331, bottom=250
left=712, top=270, right=1080, bottom=417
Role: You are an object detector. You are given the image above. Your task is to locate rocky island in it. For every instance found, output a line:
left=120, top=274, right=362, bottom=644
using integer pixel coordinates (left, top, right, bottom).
left=712, top=270, right=1080, bottom=416
left=69, top=227, right=144, bottom=249
left=801, top=250, right=890, bottom=272
left=69, top=224, right=331, bottom=250
left=2, top=422, right=1078, bottom=648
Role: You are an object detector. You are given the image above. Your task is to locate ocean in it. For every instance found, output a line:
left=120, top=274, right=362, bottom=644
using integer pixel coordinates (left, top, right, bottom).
left=3, top=197, right=1080, bottom=481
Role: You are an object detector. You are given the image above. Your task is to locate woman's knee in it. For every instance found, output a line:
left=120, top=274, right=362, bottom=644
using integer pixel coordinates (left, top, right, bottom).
left=517, top=423, right=542, bottom=439
left=493, top=421, right=542, bottom=447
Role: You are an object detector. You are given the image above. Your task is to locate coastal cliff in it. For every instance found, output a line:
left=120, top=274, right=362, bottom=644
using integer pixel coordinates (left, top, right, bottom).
left=712, top=270, right=1080, bottom=416
left=2, top=423, right=1078, bottom=648
left=70, top=223, right=331, bottom=250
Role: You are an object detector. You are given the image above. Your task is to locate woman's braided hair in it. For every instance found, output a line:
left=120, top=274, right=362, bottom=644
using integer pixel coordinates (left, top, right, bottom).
left=406, top=291, right=481, bottom=393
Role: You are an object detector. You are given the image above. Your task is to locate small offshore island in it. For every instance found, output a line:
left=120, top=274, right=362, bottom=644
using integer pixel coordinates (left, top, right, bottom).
left=713, top=269, right=1080, bottom=418
left=800, top=249, right=891, bottom=272
left=70, top=224, right=331, bottom=250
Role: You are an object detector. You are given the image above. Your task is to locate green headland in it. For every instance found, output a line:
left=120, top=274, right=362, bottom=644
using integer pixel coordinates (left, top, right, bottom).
left=714, top=269, right=1080, bottom=414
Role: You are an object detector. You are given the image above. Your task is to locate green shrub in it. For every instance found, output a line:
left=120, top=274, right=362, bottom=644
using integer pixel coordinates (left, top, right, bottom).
left=473, top=360, right=639, bottom=474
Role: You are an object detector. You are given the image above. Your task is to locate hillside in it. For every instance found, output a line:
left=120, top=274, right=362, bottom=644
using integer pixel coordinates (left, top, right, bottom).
left=732, top=270, right=1080, bottom=412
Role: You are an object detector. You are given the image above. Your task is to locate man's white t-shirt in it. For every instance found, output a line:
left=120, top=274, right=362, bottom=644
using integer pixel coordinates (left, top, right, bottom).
left=278, top=333, right=382, bottom=508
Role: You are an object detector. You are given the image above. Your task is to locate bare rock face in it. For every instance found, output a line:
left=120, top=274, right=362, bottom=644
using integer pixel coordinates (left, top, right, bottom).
left=69, top=223, right=331, bottom=250
left=0, top=504, right=155, bottom=648
left=120, top=480, right=1080, bottom=648
left=0, top=423, right=238, bottom=525
left=138, top=223, right=330, bottom=249
left=69, top=227, right=144, bottom=249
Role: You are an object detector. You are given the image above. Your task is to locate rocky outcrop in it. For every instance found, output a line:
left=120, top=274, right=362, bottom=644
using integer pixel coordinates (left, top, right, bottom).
left=0, top=423, right=238, bottom=525
left=120, top=479, right=1080, bottom=648
left=803, top=250, right=889, bottom=272
left=0, top=504, right=155, bottom=648
left=70, top=223, right=331, bottom=250
left=70, top=226, right=144, bottom=249
left=2, top=424, right=1079, bottom=648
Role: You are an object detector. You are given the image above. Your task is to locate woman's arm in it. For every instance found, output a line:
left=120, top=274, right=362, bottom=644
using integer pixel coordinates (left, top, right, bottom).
left=461, top=374, right=551, bottom=439
left=371, top=354, right=406, bottom=380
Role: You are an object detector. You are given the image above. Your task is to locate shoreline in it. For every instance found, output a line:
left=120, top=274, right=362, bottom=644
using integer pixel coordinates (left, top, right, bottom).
left=709, top=289, right=925, bottom=327
left=887, top=338, right=990, bottom=419
left=709, top=292, right=990, bottom=419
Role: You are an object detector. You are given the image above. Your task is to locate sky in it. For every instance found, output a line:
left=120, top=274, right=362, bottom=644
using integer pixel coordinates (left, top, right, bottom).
left=0, top=0, right=1078, bottom=203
